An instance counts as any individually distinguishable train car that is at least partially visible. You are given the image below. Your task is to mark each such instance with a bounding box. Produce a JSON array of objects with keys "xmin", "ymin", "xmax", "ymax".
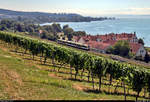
[{"xmin": 57, "ymin": 39, "xmax": 90, "ymax": 51}]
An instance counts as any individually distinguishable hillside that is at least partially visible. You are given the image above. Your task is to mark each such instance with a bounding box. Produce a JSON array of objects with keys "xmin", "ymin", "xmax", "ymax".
[
  {"xmin": 0, "ymin": 31, "xmax": 150, "ymax": 101},
  {"xmin": 0, "ymin": 37, "xmax": 147, "ymax": 100},
  {"xmin": 0, "ymin": 8, "xmax": 114, "ymax": 23}
]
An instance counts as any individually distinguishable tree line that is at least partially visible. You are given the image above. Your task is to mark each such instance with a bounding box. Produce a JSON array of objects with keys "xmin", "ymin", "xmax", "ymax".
[
  {"xmin": 0, "ymin": 19, "xmax": 86, "ymax": 41},
  {"xmin": 0, "ymin": 31, "xmax": 150, "ymax": 101}
]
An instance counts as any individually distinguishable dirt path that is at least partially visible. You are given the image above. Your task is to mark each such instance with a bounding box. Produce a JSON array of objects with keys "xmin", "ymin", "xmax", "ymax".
[{"xmin": 72, "ymin": 83, "xmax": 91, "ymax": 91}]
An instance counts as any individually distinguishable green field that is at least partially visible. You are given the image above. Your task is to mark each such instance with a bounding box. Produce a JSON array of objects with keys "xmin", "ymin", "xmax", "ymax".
[{"xmin": 0, "ymin": 40, "xmax": 149, "ymax": 100}]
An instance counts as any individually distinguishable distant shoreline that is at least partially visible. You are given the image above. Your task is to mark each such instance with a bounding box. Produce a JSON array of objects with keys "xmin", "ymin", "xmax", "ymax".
[
  {"xmin": 0, "ymin": 8, "xmax": 115, "ymax": 24},
  {"xmin": 40, "ymin": 18, "xmax": 150, "ymax": 47}
]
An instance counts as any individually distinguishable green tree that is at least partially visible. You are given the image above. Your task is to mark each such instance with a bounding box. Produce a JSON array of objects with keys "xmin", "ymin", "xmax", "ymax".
[
  {"xmin": 67, "ymin": 33, "xmax": 73, "ymax": 41},
  {"xmin": 16, "ymin": 23, "xmax": 25, "ymax": 32},
  {"xmin": 63, "ymin": 27, "xmax": 74, "ymax": 35},
  {"xmin": 107, "ymin": 40, "xmax": 130, "ymax": 57},
  {"xmin": 138, "ymin": 38, "xmax": 144, "ymax": 45},
  {"xmin": 63, "ymin": 27, "xmax": 74, "ymax": 41},
  {"xmin": 72, "ymin": 31, "xmax": 86, "ymax": 36},
  {"xmin": 63, "ymin": 24, "xmax": 69, "ymax": 30},
  {"xmin": 41, "ymin": 30, "xmax": 48, "ymax": 39},
  {"xmin": 52, "ymin": 23, "xmax": 62, "ymax": 33}
]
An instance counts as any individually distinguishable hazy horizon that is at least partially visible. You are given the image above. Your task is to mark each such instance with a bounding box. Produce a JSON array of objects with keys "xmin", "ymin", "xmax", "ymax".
[
  {"xmin": 1, "ymin": 8, "xmax": 150, "ymax": 19},
  {"xmin": 0, "ymin": 0, "xmax": 150, "ymax": 17}
]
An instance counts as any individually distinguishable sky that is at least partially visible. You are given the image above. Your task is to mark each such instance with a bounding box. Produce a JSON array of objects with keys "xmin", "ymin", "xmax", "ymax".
[{"xmin": 0, "ymin": 0, "xmax": 150, "ymax": 17}]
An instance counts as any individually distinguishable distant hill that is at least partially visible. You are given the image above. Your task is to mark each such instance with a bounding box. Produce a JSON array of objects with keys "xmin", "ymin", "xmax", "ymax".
[
  {"xmin": 0, "ymin": 8, "xmax": 115, "ymax": 24},
  {"xmin": 0, "ymin": 8, "xmax": 82, "ymax": 17}
]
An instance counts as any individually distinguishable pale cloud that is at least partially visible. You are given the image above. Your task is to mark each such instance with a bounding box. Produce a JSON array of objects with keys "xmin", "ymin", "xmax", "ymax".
[
  {"xmin": 82, "ymin": 8, "xmax": 150, "ymax": 16},
  {"xmin": 117, "ymin": 8, "xmax": 150, "ymax": 15},
  {"xmin": 46, "ymin": 7, "xmax": 150, "ymax": 16}
]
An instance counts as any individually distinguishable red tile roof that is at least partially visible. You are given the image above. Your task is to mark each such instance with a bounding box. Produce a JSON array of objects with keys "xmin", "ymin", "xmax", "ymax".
[
  {"xmin": 86, "ymin": 41, "xmax": 111, "ymax": 50},
  {"xmin": 129, "ymin": 43, "xmax": 142, "ymax": 54},
  {"xmin": 102, "ymin": 40, "xmax": 116, "ymax": 45},
  {"xmin": 73, "ymin": 33, "xmax": 141, "ymax": 54},
  {"xmin": 73, "ymin": 33, "xmax": 136, "ymax": 42},
  {"xmin": 86, "ymin": 41, "xmax": 142, "ymax": 54}
]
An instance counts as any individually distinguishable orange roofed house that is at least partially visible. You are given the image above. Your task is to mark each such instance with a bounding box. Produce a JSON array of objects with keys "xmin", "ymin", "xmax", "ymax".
[{"xmin": 73, "ymin": 32, "xmax": 146, "ymax": 57}]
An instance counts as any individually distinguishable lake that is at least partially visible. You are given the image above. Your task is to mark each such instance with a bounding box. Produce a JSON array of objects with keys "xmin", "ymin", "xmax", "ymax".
[{"xmin": 41, "ymin": 18, "xmax": 150, "ymax": 47}]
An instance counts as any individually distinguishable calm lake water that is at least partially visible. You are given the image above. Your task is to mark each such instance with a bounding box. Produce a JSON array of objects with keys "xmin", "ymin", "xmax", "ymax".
[{"xmin": 41, "ymin": 18, "xmax": 150, "ymax": 47}]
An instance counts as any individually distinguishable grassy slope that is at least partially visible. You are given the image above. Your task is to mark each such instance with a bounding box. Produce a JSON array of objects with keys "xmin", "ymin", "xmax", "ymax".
[
  {"xmin": 0, "ymin": 47, "xmax": 91, "ymax": 100},
  {"xmin": 0, "ymin": 43, "xmax": 148, "ymax": 100}
]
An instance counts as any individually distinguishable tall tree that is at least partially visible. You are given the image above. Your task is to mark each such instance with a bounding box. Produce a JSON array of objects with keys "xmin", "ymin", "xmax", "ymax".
[
  {"xmin": 138, "ymin": 38, "xmax": 145, "ymax": 45},
  {"xmin": 107, "ymin": 40, "xmax": 130, "ymax": 57}
]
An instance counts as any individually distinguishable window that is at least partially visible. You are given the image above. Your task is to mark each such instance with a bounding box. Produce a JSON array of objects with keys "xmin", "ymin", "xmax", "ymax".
[
  {"xmin": 97, "ymin": 39, "xmax": 101, "ymax": 42},
  {"xmin": 140, "ymin": 50, "xmax": 144, "ymax": 54},
  {"xmin": 113, "ymin": 37, "xmax": 116, "ymax": 40}
]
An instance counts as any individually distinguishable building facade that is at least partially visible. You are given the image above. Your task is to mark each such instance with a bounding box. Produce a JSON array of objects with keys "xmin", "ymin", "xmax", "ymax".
[{"xmin": 73, "ymin": 33, "xmax": 146, "ymax": 57}]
